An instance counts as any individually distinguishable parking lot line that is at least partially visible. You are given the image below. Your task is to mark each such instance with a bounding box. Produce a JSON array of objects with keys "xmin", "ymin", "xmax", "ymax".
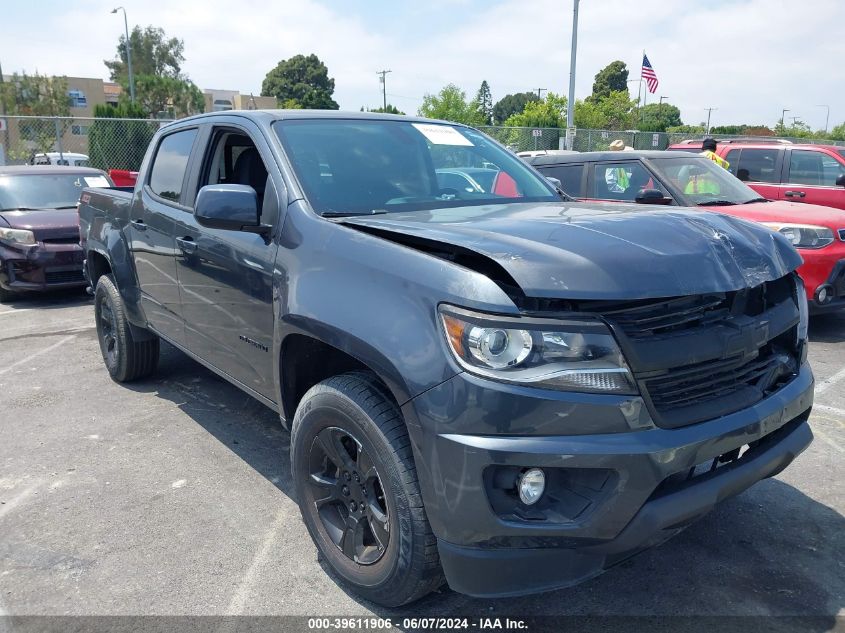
[
  {"xmin": 0, "ymin": 335, "xmax": 76, "ymax": 376},
  {"xmin": 0, "ymin": 309, "xmax": 31, "ymax": 317},
  {"xmin": 815, "ymin": 364, "xmax": 845, "ymax": 396}
]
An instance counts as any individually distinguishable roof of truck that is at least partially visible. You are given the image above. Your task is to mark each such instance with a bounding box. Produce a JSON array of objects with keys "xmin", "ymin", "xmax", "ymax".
[
  {"xmin": 168, "ymin": 109, "xmax": 461, "ymax": 129},
  {"xmin": 527, "ymin": 150, "xmax": 701, "ymax": 166}
]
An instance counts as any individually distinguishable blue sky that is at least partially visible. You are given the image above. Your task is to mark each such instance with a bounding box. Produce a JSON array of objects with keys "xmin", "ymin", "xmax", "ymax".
[{"xmin": 3, "ymin": 0, "xmax": 843, "ymax": 130}]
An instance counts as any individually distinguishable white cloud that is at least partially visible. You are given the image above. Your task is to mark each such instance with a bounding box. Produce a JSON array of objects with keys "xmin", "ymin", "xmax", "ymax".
[{"xmin": 3, "ymin": 0, "xmax": 842, "ymax": 129}]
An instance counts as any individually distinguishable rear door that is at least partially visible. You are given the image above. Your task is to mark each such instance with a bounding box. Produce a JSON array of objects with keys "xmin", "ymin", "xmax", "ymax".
[
  {"xmin": 779, "ymin": 147, "xmax": 845, "ymax": 210},
  {"xmin": 129, "ymin": 126, "xmax": 199, "ymax": 346},
  {"xmin": 174, "ymin": 119, "xmax": 281, "ymax": 401},
  {"xmin": 585, "ymin": 160, "xmax": 669, "ymax": 203},
  {"xmin": 535, "ymin": 163, "xmax": 586, "ymax": 198},
  {"xmin": 725, "ymin": 147, "xmax": 784, "ymax": 200}
]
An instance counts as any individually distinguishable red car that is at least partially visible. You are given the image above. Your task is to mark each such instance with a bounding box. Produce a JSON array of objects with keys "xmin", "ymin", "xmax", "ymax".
[
  {"xmin": 527, "ymin": 150, "xmax": 845, "ymax": 313},
  {"xmin": 669, "ymin": 140, "xmax": 845, "ymax": 211}
]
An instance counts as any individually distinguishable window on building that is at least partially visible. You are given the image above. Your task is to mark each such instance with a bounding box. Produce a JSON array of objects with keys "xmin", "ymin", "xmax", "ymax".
[
  {"xmin": 71, "ymin": 125, "xmax": 89, "ymax": 136},
  {"xmin": 68, "ymin": 90, "xmax": 88, "ymax": 108}
]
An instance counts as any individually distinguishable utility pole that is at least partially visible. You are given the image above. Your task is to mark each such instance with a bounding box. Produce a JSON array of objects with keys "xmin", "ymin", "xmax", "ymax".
[
  {"xmin": 566, "ymin": 0, "xmax": 580, "ymax": 149},
  {"xmin": 111, "ymin": 7, "xmax": 135, "ymax": 103},
  {"xmin": 535, "ymin": 88, "xmax": 547, "ymax": 99},
  {"xmin": 376, "ymin": 69, "xmax": 392, "ymax": 111},
  {"xmin": 659, "ymin": 95, "xmax": 667, "ymax": 105},
  {"xmin": 789, "ymin": 116, "xmax": 801, "ymax": 128},
  {"xmin": 0, "ymin": 58, "xmax": 9, "ymax": 164},
  {"xmin": 816, "ymin": 104, "xmax": 830, "ymax": 134},
  {"xmin": 704, "ymin": 107, "xmax": 717, "ymax": 135}
]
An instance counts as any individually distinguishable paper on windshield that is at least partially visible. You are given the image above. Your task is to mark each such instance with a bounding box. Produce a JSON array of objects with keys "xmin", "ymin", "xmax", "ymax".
[
  {"xmin": 84, "ymin": 176, "xmax": 111, "ymax": 188},
  {"xmin": 412, "ymin": 123, "xmax": 474, "ymax": 146}
]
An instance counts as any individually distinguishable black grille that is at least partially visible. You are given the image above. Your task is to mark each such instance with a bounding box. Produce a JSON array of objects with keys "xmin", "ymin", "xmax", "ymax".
[
  {"xmin": 42, "ymin": 237, "xmax": 80, "ymax": 245},
  {"xmin": 644, "ymin": 349, "xmax": 795, "ymax": 418},
  {"xmin": 839, "ymin": 229, "xmax": 845, "ymax": 241},
  {"xmin": 45, "ymin": 269, "xmax": 85, "ymax": 284},
  {"xmin": 596, "ymin": 294, "xmax": 729, "ymax": 338}
]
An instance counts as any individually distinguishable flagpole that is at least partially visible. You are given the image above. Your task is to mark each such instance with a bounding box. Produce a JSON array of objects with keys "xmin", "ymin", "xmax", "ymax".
[{"xmin": 641, "ymin": 49, "xmax": 647, "ymax": 125}]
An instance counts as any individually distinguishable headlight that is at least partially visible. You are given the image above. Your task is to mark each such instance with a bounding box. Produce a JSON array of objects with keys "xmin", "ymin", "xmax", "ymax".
[
  {"xmin": 439, "ymin": 306, "xmax": 637, "ymax": 394},
  {"xmin": 0, "ymin": 227, "xmax": 36, "ymax": 246},
  {"xmin": 763, "ymin": 223, "xmax": 834, "ymax": 249}
]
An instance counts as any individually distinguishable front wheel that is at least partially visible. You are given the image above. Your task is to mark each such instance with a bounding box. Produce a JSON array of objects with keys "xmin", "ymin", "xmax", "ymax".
[
  {"xmin": 291, "ymin": 372, "xmax": 444, "ymax": 607},
  {"xmin": 94, "ymin": 274, "xmax": 159, "ymax": 382}
]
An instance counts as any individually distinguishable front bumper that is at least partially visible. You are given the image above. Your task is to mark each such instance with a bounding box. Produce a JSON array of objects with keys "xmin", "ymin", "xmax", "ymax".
[
  {"xmin": 806, "ymin": 258, "xmax": 845, "ymax": 314},
  {"xmin": 402, "ymin": 363, "xmax": 814, "ymax": 598},
  {"xmin": 0, "ymin": 242, "xmax": 86, "ymax": 293}
]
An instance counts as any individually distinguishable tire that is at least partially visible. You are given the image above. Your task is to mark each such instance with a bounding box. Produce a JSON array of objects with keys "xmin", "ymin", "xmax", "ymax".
[
  {"xmin": 291, "ymin": 372, "xmax": 444, "ymax": 607},
  {"xmin": 94, "ymin": 274, "xmax": 159, "ymax": 382}
]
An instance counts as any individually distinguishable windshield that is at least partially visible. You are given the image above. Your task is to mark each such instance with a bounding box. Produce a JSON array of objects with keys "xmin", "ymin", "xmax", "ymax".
[
  {"xmin": 0, "ymin": 173, "xmax": 110, "ymax": 210},
  {"xmin": 649, "ymin": 156, "xmax": 761, "ymax": 205},
  {"xmin": 273, "ymin": 119, "xmax": 558, "ymax": 215}
]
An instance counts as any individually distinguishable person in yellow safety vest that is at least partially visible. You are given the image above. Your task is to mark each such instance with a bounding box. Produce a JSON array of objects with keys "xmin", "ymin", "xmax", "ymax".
[
  {"xmin": 607, "ymin": 139, "xmax": 633, "ymax": 192},
  {"xmin": 699, "ymin": 137, "xmax": 730, "ymax": 169}
]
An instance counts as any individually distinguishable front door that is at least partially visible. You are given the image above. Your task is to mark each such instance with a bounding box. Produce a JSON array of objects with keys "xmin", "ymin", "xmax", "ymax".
[
  {"xmin": 129, "ymin": 127, "xmax": 199, "ymax": 346},
  {"xmin": 175, "ymin": 124, "xmax": 281, "ymax": 400}
]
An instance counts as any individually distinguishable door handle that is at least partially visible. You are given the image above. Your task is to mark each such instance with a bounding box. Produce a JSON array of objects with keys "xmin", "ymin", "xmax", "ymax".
[
  {"xmin": 176, "ymin": 236, "xmax": 198, "ymax": 254},
  {"xmin": 130, "ymin": 219, "xmax": 147, "ymax": 231},
  {"xmin": 784, "ymin": 191, "xmax": 806, "ymax": 198}
]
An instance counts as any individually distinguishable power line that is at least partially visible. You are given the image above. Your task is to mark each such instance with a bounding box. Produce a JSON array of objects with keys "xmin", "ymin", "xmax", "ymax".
[{"xmin": 376, "ymin": 69, "xmax": 392, "ymax": 110}]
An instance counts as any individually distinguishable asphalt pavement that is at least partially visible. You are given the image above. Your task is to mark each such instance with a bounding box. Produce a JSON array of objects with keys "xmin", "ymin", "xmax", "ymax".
[{"xmin": 0, "ymin": 291, "xmax": 842, "ymax": 629}]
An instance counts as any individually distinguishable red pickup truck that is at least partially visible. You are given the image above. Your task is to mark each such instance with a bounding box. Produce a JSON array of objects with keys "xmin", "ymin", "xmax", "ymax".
[{"xmin": 668, "ymin": 141, "xmax": 845, "ymax": 211}]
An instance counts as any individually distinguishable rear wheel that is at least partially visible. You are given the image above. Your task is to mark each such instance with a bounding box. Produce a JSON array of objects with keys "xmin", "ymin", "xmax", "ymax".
[
  {"xmin": 94, "ymin": 274, "xmax": 159, "ymax": 382},
  {"xmin": 291, "ymin": 372, "xmax": 444, "ymax": 607}
]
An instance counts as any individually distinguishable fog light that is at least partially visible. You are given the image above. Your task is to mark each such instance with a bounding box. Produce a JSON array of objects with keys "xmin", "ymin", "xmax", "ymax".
[
  {"xmin": 815, "ymin": 284, "xmax": 833, "ymax": 305},
  {"xmin": 518, "ymin": 468, "xmax": 545, "ymax": 505}
]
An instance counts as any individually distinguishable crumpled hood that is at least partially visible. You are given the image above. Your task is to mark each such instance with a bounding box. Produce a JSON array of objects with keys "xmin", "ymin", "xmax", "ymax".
[
  {"xmin": 0, "ymin": 208, "xmax": 80, "ymax": 241},
  {"xmin": 341, "ymin": 201, "xmax": 802, "ymax": 300}
]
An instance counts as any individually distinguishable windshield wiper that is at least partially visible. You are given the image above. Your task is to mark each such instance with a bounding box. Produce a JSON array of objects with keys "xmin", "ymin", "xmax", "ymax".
[
  {"xmin": 742, "ymin": 197, "xmax": 770, "ymax": 204},
  {"xmin": 321, "ymin": 210, "xmax": 389, "ymax": 218},
  {"xmin": 697, "ymin": 200, "xmax": 737, "ymax": 206}
]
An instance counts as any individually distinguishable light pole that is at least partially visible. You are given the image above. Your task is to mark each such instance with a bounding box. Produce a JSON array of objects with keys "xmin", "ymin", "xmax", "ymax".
[
  {"xmin": 780, "ymin": 108, "xmax": 790, "ymax": 129},
  {"xmin": 816, "ymin": 104, "xmax": 830, "ymax": 134},
  {"xmin": 111, "ymin": 7, "xmax": 135, "ymax": 103},
  {"xmin": 565, "ymin": 0, "xmax": 579, "ymax": 149}
]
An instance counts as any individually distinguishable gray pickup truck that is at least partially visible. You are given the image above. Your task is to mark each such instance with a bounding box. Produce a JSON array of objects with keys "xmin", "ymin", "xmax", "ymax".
[{"xmin": 78, "ymin": 110, "xmax": 814, "ymax": 606}]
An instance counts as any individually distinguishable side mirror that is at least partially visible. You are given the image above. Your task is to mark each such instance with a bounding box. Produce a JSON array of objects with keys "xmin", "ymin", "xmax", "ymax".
[
  {"xmin": 545, "ymin": 176, "xmax": 563, "ymax": 189},
  {"xmin": 635, "ymin": 188, "xmax": 672, "ymax": 205},
  {"xmin": 195, "ymin": 184, "xmax": 260, "ymax": 231},
  {"xmin": 836, "ymin": 174, "xmax": 845, "ymax": 187}
]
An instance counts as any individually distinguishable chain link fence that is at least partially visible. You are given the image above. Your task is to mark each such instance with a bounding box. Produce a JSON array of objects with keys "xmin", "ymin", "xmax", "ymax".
[
  {"xmin": 0, "ymin": 115, "xmax": 173, "ymax": 171},
  {"xmin": 479, "ymin": 125, "xmax": 845, "ymax": 153},
  {"xmin": 2, "ymin": 116, "xmax": 842, "ymax": 171}
]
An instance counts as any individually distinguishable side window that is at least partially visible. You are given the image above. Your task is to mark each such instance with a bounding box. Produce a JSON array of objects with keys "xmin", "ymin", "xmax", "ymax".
[
  {"xmin": 538, "ymin": 164, "xmax": 584, "ymax": 197},
  {"xmin": 724, "ymin": 149, "xmax": 741, "ymax": 177},
  {"xmin": 736, "ymin": 149, "xmax": 779, "ymax": 183},
  {"xmin": 201, "ymin": 129, "xmax": 274, "ymax": 225},
  {"xmin": 787, "ymin": 150, "xmax": 842, "ymax": 186},
  {"xmin": 149, "ymin": 128, "xmax": 197, "ymax": 203},
  {"xmin": 592, "ymin": 162, "xmax": 665, "ymax": 200}
]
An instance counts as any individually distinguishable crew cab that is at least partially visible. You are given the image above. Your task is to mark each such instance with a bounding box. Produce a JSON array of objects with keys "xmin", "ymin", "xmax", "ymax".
[
  {"xmin": 78, "ymin": 111, "xmax": 813, "ymax": 606},
  {"xmin": 669, "ymin": 141, "xmax": 845, "ymax": 211},
  {"xmin": 0, "ymin": 165, "xmax": 111, "ymax": 302},
  {"xmin": 527, "ymin": 150, "xmax": 845, "ymax": 312}
]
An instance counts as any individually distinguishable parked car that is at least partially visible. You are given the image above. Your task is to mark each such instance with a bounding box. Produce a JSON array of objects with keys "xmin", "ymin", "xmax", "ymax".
[
  {"xmin": 0, "ymin": 166, "xmax": 112, "ymax": 302},
  {"xmin": 668, "ymin": 141, "xmax": 845, "ymax": 211},
  {"xmin": 527, "ymin": 150, "xmax": 845, "ymax": 312},
  {"xmin": 79, "ymin": 110, "xmax": 813, "ymax": 606},
  {"xmin": 30, "ymin": 152, "xmax": 90, "ymax": 167}
]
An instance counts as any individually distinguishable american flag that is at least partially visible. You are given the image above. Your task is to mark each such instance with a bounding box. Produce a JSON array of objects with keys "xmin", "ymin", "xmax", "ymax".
[{"xmin": 641, "ymin": 54, "xmax": 659, "ymax": 93}]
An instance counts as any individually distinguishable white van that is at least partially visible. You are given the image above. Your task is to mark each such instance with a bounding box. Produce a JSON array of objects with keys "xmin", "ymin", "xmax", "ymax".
[{"xmin": 31, "ymin": 152, "xmax": 90, "ymax": 167}]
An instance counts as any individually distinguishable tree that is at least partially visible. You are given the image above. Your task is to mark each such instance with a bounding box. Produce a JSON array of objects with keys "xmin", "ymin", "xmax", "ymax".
[
  {"xmin": 103, "ymin": 25, "xmax": 204, "ymax": 118},
  {"xmin": 261, "ymin": 54, "xmax": 339, "ymax": 110},
  {"xmin": 474, "ymin": 80, "xmax": 493, "ymax": 125},
  {"xmin": 88, "ymin": 102, "xmax": 156, "ymax": 170},
  {"xmin": 492, "ymin": 92, "xmax": 538, "ymax": 124},
  {"xmin": 590, "ymin": 61, "xmax": 629, "ymax": 101},
  {"xmin": 829, "ymin": 122, "xmax": 845, "ymax": 141},
  {"xmin": 418, "ymin": 84, "xmax": 485, "ymax": 126},
  {"xmin": 638, "ymin": 103, "xmax": 682, "ymax": 132},
  {"xmin": 573, "ymin": 98, "xmax": 608, "ymax": 130},
  {"xmin": 361, "ymin": 104, "xmax": 405, "ymax": 115},
  {"xmin": 503, "ymin": 93, "xmax": 567, "ymax": 128},
  {"xmin": 0, "ymin": 72, "xmax": 72, "ymax": 155},
  {"xmin": 596, "ymin": 90, "xmax": 637, "ymax": 130}
]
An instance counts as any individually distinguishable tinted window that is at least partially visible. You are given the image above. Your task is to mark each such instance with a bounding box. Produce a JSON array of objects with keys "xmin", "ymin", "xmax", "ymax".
[
  {"xmin": 724, "ymin": 149, "xmax": 741, "ymax": 177},
  {"xmin": 787, "ymin": 149, "xmax": 844, "ymax": 186},
  {"xmin": 149, "ymin": 129, "xmax": 197, "ymax": 203},
  {"xmin": 591, "ymin": 162, "xmax": 666, "ymax": 201},
  {"xmin": 735, "ymin": 148, "xmax": 779, "ymax": 183},
  {"xmin": 274, "ymin": 120, "xmax": 556, "ymax": 215},
  {"xmin": 538, "ymin": 164, "xmax": 584, "ymax": 197}
]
